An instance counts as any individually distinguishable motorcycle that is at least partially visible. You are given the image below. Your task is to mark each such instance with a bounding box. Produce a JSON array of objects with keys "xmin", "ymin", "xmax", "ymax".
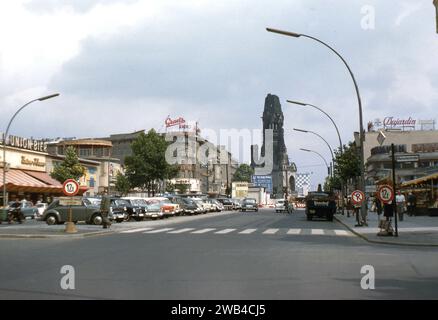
[{"xmin": 7, "ymin": 205, "xmax": 24, "ymax": 224}]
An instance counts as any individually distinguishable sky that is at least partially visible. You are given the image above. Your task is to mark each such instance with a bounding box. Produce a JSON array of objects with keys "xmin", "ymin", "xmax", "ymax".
[{"xmin": 1, "ymin": 0, "xmax": 437, "ymax": 188}]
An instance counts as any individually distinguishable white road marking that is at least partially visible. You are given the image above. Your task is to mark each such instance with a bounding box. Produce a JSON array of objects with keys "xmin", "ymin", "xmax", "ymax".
[
  {"xmin": 144, "ymin": 228, "xmax": 174, "ymax": 234},
  {"xmin": 121, "ymin": 228, "xmax": 154, "ymax": 233},
  {"xmin": 191, "ymin": 228, "xmax": 216, "ymax": 234},
  {"xmin": 334, "ymin": 230, "xmax": 352, "ymax": 236},
  {"xmin": 263, "ymin": 228, "xmax": 279, "ymax": 234},
  {"xmin": 215, "ymin": 228, "xmax": 236, "ymax": 234},
  {"xmin": 287, "ymin": 228, "xmax": 302, "ymax": 235},
  {"xmin": 239, "ymin": 228, "xmax": 257, "ymax": 234},
  {"xmin": 311, "ymin": 229, "xmax": 325, "ymax": 235},
  {"xmin": 168, "ymin": 228, "xmax": 196, "ymax": 234}
]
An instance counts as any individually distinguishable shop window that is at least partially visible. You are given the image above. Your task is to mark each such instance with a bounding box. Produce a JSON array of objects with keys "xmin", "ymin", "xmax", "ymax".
[{"xmin": 89, "ymin": 177, "xmax": 95, "ymax": 188}]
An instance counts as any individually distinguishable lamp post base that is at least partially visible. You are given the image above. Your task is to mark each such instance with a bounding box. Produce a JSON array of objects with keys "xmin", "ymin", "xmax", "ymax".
[{"xmin": 65, "ymin": 222, "xmax": 77, "ymax": 233}]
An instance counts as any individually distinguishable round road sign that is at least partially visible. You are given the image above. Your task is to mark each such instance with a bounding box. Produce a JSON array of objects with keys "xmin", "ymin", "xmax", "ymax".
[
  {"xmin": 377, "ymin": 184, "xmax": 394, "ymax": 204},
  {"xmin": 62, "ymin": 179, "xmax": 80, "ymax": 197},
  {"xmin": 351, "ymin": 190, "xmax": 365, "ymax": 205}
]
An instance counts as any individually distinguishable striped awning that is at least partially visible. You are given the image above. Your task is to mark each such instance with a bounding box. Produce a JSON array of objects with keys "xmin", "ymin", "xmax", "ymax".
[
  {"xmin": 0, "ymin": 169, "xmax": 63, "ymax": 193},
  {"xmin": 401, "ymin": 172, "xmax": 438, "ymax": 187}
]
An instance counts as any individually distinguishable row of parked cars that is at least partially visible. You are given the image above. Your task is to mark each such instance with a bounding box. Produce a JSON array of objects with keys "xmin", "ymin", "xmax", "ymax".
[{"xmin": 40, "ymin": 195, "xmax": 241, "ymax": 225}]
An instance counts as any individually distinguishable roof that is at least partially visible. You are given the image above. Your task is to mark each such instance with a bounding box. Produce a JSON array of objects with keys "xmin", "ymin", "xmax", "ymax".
[
  {"xmin": 401, "ymin": 172, "xmax": 438, "ymax": 187},
  {"xmin": 56, "ymin": 139, "xmax": 112, "ymax": 147}
]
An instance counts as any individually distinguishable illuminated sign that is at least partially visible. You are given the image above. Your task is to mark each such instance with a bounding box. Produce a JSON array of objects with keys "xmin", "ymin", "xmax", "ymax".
[
  {"xmin": 165, "ymin": 116, "xmax": 186, "ymax": 128},
  {"xmin": 383, "ymin": 117, "xmax": 416, "ymax": 128}
]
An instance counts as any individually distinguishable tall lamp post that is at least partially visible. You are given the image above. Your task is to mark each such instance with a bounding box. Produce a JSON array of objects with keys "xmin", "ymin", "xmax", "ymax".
[
  {"xmin": 2, "ymin": 94, "xmax": 60, "ymax": 220},
  {"xmin": 293, "ymin": 128, "xmax": 334, "ymax": 176},
  {"xmin": 268, "ymin": 27, "xmax": 364, "ymax": 219},
  {"xmin": 300, "ymin": 148, "xmax": 330, "ymax": 179}
]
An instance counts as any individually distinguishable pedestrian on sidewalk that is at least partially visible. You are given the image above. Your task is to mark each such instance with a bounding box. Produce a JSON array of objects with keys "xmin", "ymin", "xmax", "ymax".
[
  {"xmin": 395, "ymin": 191, "xmax": 406, "ymax": 221},
  {"xmin": 407, "ymin": 192, "xmax": 416, "ymax": 217},
  {"xmin": 100, "ymin": 194, "xmax": 112, "ymax": 229},
  {"xmin": 374, "ymin": 196, "xmax": 382, "ymax": 219}
]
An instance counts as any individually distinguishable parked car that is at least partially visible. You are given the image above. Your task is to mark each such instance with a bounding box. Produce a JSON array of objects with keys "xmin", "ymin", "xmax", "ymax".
[
  {"xmin": 217, "ymin": 198, "xmax": 234, "ymax": 211},
  {"xmin": 164, "ymin": 196, "xmax": 184, "ymax": 215},
  {"xmin": 144, "ymin": 200, "xmax": 164, "ymax": 219},
  {"xmin": 8, "ymin": 201, "xmax": 39, "ymax": 219},
  {"xmin": 231, "ymin": 198, "xmax": 242, "ymax": 210},
  {"xmin": 173, "ymin": 197, "xmax": 201, "ymax": 215},
  {"xmin": 145, "ymin": 197, "xmax": 178, "ymax": 217},
  {"xmin": 111, "ymin": 198, "xmax": 144, "ymax": 221},
  {"xmin": 205, "ymin": 199, "xmax": 223, "ymax": 212},
  {"xmin": 240, "ymin": 198, "xmax": 259, "ymax": 212},
  {"xmin": 85, "ymin": 197, "xmax": 127, "ymax": 223},
  {"xmin": 42, "ymin": 198, "xmax": 103, "ymax": 225}
]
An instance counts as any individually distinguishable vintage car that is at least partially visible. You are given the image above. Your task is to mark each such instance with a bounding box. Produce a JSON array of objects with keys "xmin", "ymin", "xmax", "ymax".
[
  {"xmin": 124, "ymin": 197, "xmax": 163, "ymax": 220},
  {"xmin": 240, "ymin": 198, "xmax": 258, "ymax": 212},
  {"xmin": 8, "ymin": 201, "xmax": 39, "ymax": 219},
  {"xmin": 145, "ymin": 197, "xmax": 179, "ymax": 217},
  {"xmin": 42, "ymin": 198, "xmax": 103, "ymax": 225},
  {"xmin": 305, "ymin": 192, "xmax": 337, "ymax": 221},
  {"xmin": 217, "ymin": 198, "xmax": 234, "ymax": 211}
]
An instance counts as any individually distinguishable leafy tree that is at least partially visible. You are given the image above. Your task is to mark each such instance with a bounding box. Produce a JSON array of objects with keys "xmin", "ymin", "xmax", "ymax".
[
  {"xmin": 165, "ymin": 182, "xmax": 176, "ymax": 193},
  {"xmin": 51, "ymin": 146, "xmax": 86, "ymax": 183},
  {"xmin": 232, "ymin": 164, "xmax": 254, "ymax": 183},
  {"xmin": 333, "ymin": 142, "xmax": 361, "ymax": 187},
  {"xmin": 115, "ymin": 172, "xmax": 131, "ymax": 196},
  {"xmin": 124, "ymin": 129, "xmax": 179, "ymax": 196}
]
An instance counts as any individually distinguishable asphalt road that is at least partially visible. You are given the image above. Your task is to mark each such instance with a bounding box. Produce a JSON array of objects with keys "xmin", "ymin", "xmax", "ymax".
[{"xmin": 0, "ymin": 208, "xmax": 437, "ymax": 299}]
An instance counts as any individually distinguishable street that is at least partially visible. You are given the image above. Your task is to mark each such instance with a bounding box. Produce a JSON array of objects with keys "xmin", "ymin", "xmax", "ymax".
[{"xmin": 1, "ymin": 208, "xmax": 437, "ymax": 300}]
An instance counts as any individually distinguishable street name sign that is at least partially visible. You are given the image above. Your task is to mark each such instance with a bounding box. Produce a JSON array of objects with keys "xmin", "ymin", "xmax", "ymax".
[{"xmin": 396, "ymin": 154, "xmax": 419, "ymax": 163}]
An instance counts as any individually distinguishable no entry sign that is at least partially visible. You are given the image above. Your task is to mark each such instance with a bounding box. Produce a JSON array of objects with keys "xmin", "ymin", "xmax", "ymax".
[
  {"xmin": 351, "ymin": 190, "xmax": 365, "ymax": 205},
  {"xmin": 377, "ymin": 185, "xmax": 394, "ymax": 204},
  {"xmin": 62, "ymin": 179, "xmax": 80, "ymax": 197}
]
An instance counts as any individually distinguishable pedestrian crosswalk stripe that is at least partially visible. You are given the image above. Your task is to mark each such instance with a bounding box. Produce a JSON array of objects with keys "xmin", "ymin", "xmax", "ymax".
[
  {"xmin": 215, "ymin": 228, "xmax": 236, "ymax": 234},
  {"xmin": 263, "ymin": 228, "xmax": 279, "ymax": 234},
  {"xmin": 121, "ymin": 228, "xmax": 154, "ymax": 233},
  {"xmin": 287, "ymin": 228, "xmax": 301, "ymax": 235},
  {"xmin": 239, "ymin": 228, "xmax": 257, "ymax": 234},
  {"xmin": 191, "ymin": 228, "xmax": 216, "ymax": 234},
  {"xmin": 311, "ymin": 229, "xmax": 324, "ymax": 235},
  {"xmin": 334, "ymin": 230, "xmax": 352, "ymax": 236},
  {"xmin": 144, "ymin": 228, "xmax": 174, "ymax": 234},
  {"xmin": 168, "ymin": 228, "xmax": 196, "ymax": 234}
]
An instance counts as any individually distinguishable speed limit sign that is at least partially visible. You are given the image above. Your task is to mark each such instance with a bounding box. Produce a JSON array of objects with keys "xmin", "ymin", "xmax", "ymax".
[
  {"xmin": 377, "ymin": 185, "xmax": 394, "ymax": 204},
  {"xmin": 351, "ymin": 190, "xmax": 365, "ymax": 205},
  {"xmin": 62, "ymin": 179, "xmax": 80, "ymax": 197}
]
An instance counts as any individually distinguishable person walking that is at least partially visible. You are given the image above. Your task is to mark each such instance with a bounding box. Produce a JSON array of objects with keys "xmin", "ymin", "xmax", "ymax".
[
  {"xmin": 395, "ymin": 191, "xmax": 406, "ymax": 221},
  {"xmin": 100, "ymin": 194, "xmax": 112, "ymax": 229},
  {"xmin": 374, "ymin": 196, "xmax": 382, "ymax": 219},
  {"xmin": 407, "ymin": 192, "xmax": 417, "ymax": 217}
]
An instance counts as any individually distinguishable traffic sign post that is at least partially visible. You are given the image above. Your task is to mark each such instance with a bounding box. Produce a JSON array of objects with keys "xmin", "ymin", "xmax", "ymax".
[
  {"xmin": 391, "ymin": 144, "xmax": 399, "ymax": 237},
  {"xmin": 351, "ymin": 190, "xmax": 366, "ymax": 227},
  {"xmin": 62, "ymin": 179, "xmax": 79, "ymax": 234},
  {"xmin": 377, "ymin": 185, "xmax": 394, "ymax": 204}
]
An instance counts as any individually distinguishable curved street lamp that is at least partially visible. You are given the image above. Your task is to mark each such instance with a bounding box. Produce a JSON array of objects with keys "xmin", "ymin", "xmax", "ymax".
[
  {"xmin": 299, "ymin": 148, "xmax": 330, "ymax": 177},
  {"xmin": 293, "ymin": 128, "xmax": 334, "ymax": 164},
  {"xmin": 287, "ymin": 100, "xmax": 343, "ymax": 154},
  {"xmin": 2, "ymin": 93, "xmax": 60, "ymax": 220},
  {"xmin": 268, "ymin": 27, "xmax": 365, "ymax": 218}
]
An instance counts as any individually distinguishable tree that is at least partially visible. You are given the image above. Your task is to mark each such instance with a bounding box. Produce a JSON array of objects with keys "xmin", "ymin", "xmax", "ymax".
[
  {"xmin": 124, "ymin": 129, "xmax": 179, "ymax": 196},
  {"xmin": 232, "ymin": 164, "xmax": 254, "ymax": 183},
  {"xmin": 333, "ymin": 142, "xmax": 361, "ymax": 188},
  {"xmin": 51, "ymin": 146, "xmax": 86, "ymax": 183},
  {"xmin": 115, "ymin": 172, "xmax": 131, "ymax": 196},
  {"xmin": 175, "ymin": 183, "xmax": 190, "ymax": 194}
]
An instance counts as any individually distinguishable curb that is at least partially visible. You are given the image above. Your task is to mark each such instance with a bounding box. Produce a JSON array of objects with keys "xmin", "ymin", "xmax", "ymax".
[
  {"xmin": 334, "ymin": 216, "xmax": 438, "ymax": 247},
  {"xmin": 0, "ymin": 230, "xmax": 115, "ymax": 239}
]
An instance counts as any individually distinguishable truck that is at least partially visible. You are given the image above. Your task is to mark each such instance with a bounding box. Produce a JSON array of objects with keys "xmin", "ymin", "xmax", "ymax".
[{"xmin": 305, "ymin": 192, "xmax": 337, "ymax": 221}]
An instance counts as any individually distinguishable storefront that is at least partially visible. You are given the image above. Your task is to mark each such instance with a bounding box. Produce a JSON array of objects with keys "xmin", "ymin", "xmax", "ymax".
[
  {"xmin": 400, "ymin": 172, "xmax": 438, "ymax": 216},
  {"xmin": 0, "ymin": 144, "xmax": 65, "ymax": 205}
]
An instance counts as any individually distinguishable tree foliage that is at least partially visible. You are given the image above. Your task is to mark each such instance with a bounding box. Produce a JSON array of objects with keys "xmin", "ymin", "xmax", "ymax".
[
  {"xmin": 333, "ymin": 141, "xmax": 361, "ymax": 186},
  {"xmin": 115, "ymin": 172, "xmax": 131, "ymax": 196},
  {"xmin": 124, "ymin": 129, "xmax": 179, "ymax": 196},
  {"xmin": 50, "ymin": 146, "xmax": 86, "ymax": 183},
  {"xmin": 232, "ymin": 164, "xmax": 254, "ymax": 183}
]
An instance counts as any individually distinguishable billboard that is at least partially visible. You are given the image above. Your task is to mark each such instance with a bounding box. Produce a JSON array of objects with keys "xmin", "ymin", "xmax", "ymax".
[{"xmin": 251, "ymin": 175, "xmax": 272, "ymax": 193}]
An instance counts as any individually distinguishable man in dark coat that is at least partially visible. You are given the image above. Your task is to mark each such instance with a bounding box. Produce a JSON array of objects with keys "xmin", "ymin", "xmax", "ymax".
[{"xmin": 100, "ymin": 194, "xmax": 112, "ymax": 229}]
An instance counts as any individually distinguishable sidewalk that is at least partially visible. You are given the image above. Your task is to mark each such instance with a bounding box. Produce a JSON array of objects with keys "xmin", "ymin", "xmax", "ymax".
[
  {"xmin": 0, "ymin": 220, "xmax": 114, "ymax": 239},
  {"xmin": 335, "ymin": 211, "xmax": 438, "ymax": 246}
]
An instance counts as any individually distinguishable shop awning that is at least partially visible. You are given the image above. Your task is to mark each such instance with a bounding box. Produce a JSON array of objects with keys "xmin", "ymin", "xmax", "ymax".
[
  {"xmin": 401, "ymin": 172, "xmax": 438, "ymax": 187},
  {"xmin": 0, "ymin": 169, "xmax": 62, "ymax": 193}
]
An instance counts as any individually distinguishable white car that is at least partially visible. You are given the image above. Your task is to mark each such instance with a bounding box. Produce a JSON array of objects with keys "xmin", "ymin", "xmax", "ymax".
[{"xmin": 275, "ymin": 199, "xmax": 286, "ymax": 213}]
